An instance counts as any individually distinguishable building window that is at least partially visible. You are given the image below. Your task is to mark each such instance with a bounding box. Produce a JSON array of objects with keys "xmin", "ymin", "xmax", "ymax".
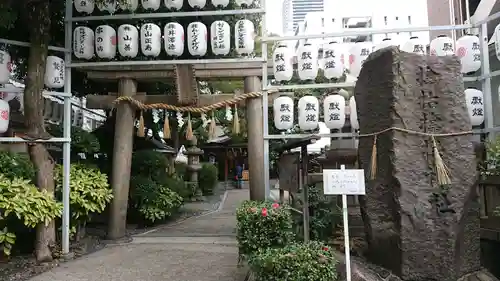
[{"xmin": 342, "ymin": 17, "xmax": 372, "ymax": 43}]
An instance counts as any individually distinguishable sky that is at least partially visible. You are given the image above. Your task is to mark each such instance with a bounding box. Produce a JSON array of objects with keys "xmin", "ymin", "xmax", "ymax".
[{"xmin": 265, "ymin": 0, "xmax": 284, "ymax": 35}]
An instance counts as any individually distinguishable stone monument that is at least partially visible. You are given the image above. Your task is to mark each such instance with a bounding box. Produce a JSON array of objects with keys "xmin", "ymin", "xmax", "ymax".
[{"xmin": 355, "ymin": 47, "xmax": 481, "ymax": 281}]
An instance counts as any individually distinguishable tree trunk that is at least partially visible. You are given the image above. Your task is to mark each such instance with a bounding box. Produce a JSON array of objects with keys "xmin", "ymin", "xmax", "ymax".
[{"xmin": 23, "ymin": 0, "xmax": 55, "ymax": 263}]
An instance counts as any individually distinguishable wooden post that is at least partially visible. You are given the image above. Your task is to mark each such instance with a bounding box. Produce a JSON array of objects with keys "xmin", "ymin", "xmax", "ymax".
[
  {"xmin": 244, "ymin": 76, "xmax": 265, "ymax": 200},
  {"xmin": 108, "ymin": 78, "xmax": 136, "ymax": 240}
]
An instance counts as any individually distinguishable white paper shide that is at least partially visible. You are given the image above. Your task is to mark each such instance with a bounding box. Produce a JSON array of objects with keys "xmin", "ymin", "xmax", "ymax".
[
  {"xmin": 188, "ymin": 22, "xmax": 207, "ymax": 56},
  {"xmin": 95, "ymin": 25, "xmax": 117, "ymax": 59},
  {"xmin": 211, "ymin": 21, "xmax": 230, "ymax": 56},
  {"xmin": 118, "ymin": 24, "xmax": 139, "ymax": 58},
  {"xmin": 73, "ymin": 26, "xmax": 95, "ymax": 60},
  {"xmin": 464, "ymin": 88, "xmax": 484, "ymax": 126},
  {"xmin": 298, "ymin": 96, "xmax": 319, "ymax": 131},
  {"xmin": 235, "ymin": 20, "xmax": 255, "ymax": 55},
  {"xmin": 273, "ymin": 44, "xmax": 293, "ymax": 82},
  {"xmin": 44, "ymin": 56, "xmax": 65, "ymax": 89},
  {"xmin": 349, "ymin": 96, "xmax": 359, "ymax": 130},
  {"xmin": 323, "ymin": 95, "xmax": 346, "ymax": 129},
  {"xmin": 164, "ymin": 22, "xmax": 184, "ymax": 57},
  {"xmin": 273, "ymin": 96, "xmax": 294, "ymax": 130},
  {"xmin": 298, "ymin": 43, "xmax": 318, "ymax": 80},
  {"xmin": 141, "ymin": 23, "xmax": 161, "ymax": 57}
]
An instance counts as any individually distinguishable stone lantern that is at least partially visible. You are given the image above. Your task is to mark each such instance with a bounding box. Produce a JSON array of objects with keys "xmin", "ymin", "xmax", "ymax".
[{"xmin": 185, "ymin": 136, "xmax": 204, "ymax": 201}]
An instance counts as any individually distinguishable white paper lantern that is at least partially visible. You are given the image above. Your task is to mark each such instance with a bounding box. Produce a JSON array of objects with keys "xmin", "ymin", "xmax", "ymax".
[
  {"xmin": 120, "ymin": 0, "xmax": 138, "ymax": 11},
  {"xmin": 323, "ymin": 41, "xmax": 344, "ymax": 79},
  {"xmin": 74, "ymin": 0, "xmax": 95, "ymax": 14},
  {"xmin": 164, "ymin": 22, "xmax": 184, "ymax": 57},
  {"xmin": 188, "ymin": 0, "xmax": 206, "ymax": 8},
  {"xmin": 187, "ymin": 22, "xmax": 208, "ymax": 56},
  {"xmin": 141, "ymin": 0, "xmax": 161, "ymax": 10},
  {"xmin": 212, "ymin": 0, "xmax": 229, "ymax": 8},
  {"xmin": 348, "ymin": 42, "xmax": 372, "ymax": 77},
  {"xmin": 374, "ymin": 38, "xmax": 394, "ymax": 51},
  {"xmin": 210, "ymin": 21, "xmax": 230, "ymax": 56},
  {"xmin": 97, "ymin": 0, "xmax": 117, "ymax": 13},
  {"xmin": 141, "ymin": 23, "xmax": 161, "ymax": 57},
  {"xmin": 455, "ymin": 35, "xmax": 481, "ymax": 73},
  {"xmin": 297, "ymin": 43, "xmax": 318, "ymax": 80},
  {"xmin": 400, "ymin": 36, "xmax": 426, "ymax": 55},
  {"xmin": 495, "ymin": 24, "xmax": 500, "ymax": 61},
  {"xmin": 0, "ymin": 51, "xmax": 11, "ymax": 84},
  {"xmin": 118, "ymin": 24, "xmax": 139, "ymax": 58},
  {"xmin": 464, "ymin": 88, "xmax": 484, "ymax": 126},
  {"xmin": 235, "ymin": 19, "xmax": 255, "ymax": 55},
  {"xmin": 0, "ymin": 99, "xmax": 9, "ymax": 133},
  {"xmin": 164, "ymin": 0, "xmax": 183, "ymax": 10},
  {"xmin": 349, "ymin": 96, "xmax": 359, "ymax": 130},
  {"xmin": 298, "ymin": 96, "xmax": 319, "ymax": 131},
  {"xmin": 95, "ymin": 25, "xmax": 117, "ymax": 59},
  {"xmin": 235, "ymin": 0, "xmax": 252, "ymax": 7},
  {"xmin": 323, "ymin": 95, "xmax": 346, "ymax": 129},
  {"xmin": 73, "ymin": 26, "xmax": 95, "ymax": 60},
  {"xmin": 44, "ymin": 56, "xmax": 65, "ymax": 89},
  {"xmin": 273, "ymin": 96, "xmax": 294, "ymax": 130},
  {"xmin": 430, "ymin": 35, "xmax": 454, "ymax": 56},
  {"xmin": 272, "ymin": 43, "xmax": 293, "ymax": 82}
]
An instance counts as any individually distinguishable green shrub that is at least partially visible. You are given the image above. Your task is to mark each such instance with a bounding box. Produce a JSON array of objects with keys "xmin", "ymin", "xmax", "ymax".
[
  {"xmin": 199, "ymin": 163, "xmax": 218, "ymax": 195},
  {"xmin": 236, "ymin": 200, "xmax": 295, "ymax": 258},
  {"xmin": 154, "ymin": 173, "xmax": 191, "ymax": 199},
  {"xmin": 54, "ymin": 164, "xmax": 113, "ymax": 236},
  {"xmin": 175, "ymin": 162, "xmax": 188, "ymax": 180},
  {"xmin": 131, "ymin": 150, "xmax": 170, "ymax": 179},
  {"xmin": 248, "ymin": 241, "xmax": 338, "ymax": 281},
  {"xmin": 129, "ymin": 176, "xmax": 183, "ymax": 224},
  {"xmin": 0, "ymin": 151, "xmax": 35, "ymax": 181},
  {"xmin": 0, "ymin": 175, "xmax": 62, "ymax": 256},
  {"xmin": 47, "ymin": 124, "xmax": 100, "ymax": 155}
]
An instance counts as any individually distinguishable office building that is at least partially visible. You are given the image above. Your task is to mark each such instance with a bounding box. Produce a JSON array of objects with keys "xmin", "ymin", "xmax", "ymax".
[{"xmin": 291, "ymin": 0, "xmax": 324, "ymax": 31}]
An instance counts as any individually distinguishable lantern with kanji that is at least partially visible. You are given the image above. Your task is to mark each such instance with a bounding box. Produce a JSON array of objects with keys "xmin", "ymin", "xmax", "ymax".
[
  {"xmin": 349, "ymin": 96, "xmax": 359, "ymax": 130},
  {"xmin": 0, "ymin": 99, "xmax": 9, "ymax": 133},
  {"xmin": 188, "ymin": 0, "xmax": 206, "ymax": 8},
  {"xmin": 210, "ymin": 21, "xmax": 230, "ymax": 56},
  {"xmin": 75, "ymin": 0, "xmax": 95, "ymax": 14},
  {"xmin": 323, "ymin": 95, "xmax": 345, "ymax": 129},
  {"xmin": 141, "ymin": 23, "xmax": 161, "ymax": 57},
  {"xmin": 430, "ymin": 34, "xmax": 454, "ymax": 56},
  {"xmin": 400, "ymin": 36, "xmax": 426, "ymax": 55},
  {"xmin": 235, "ymin": 0, "xmax": 252, "ymax": 7},
  {"xmin": 0, "ymin": 51, "xmax": 11, "ymax": 84},
  {"xmin": 164, "ymin": 22, "xmax": 184, "ymax": 57},
  {"xmin": 298, "ymin": 43, "xmax": 318, "ymax": 80},
  {"xmin": 298, "ymin": 96, "xmax": 319, "ymax": 131},
  {"xmin": 465, "ymin": 88, "xmax": 484, "ymax": 126},
  {"xmin": 349, "ymin": 42, "xmax": 372, "ymax": 77},
  {"xmin": 323, "ymin": 41, "xmax": 344, "ymax": 79},
  {"xmin": 118, "ymin": 24, "xmax": 139, "ymax": 58},
  {"xmin": 95, "ymin": 25, "xmax": 117, "ymax": 59},
  {"xmin": 120, "ymin": 0, "xmax": 138, "ymax": 11},
  {"xmin": 97, "ymin": 0, "xmax": 117, "ymax": 13},
  {"xmin": 374, "ymin": 38, "xmax": 394, "ymax": 51},
  {"xmin": 141, "ymin": 0, "xmax": 161, "ymax": 10},
  {"xmin": 235, "ymin": 19, "xmax": 255, "ymax": 55},
  {"xmin": 44, "ymin": 56, "xmax": 65, "ymax": 89},
  {"xmin": 164, "ymin": 0, "xmax": 183, "ymax": 10},
  {"xmin": 187, "ymin": 22, "xmax": 207, "ymax": 56},
  {"xmin": 272, "ymin": 43, "xmax": 293, "ymax": 82},
  {"xmin": 212, "ymin": 0, "xmax": 229, "ymax": 8},
  {"xmin": 456, "ymin": 35, "xmax": 481, "ymax": 73},
  {"xmin": 73, "ymin": 26, "xmax": 95, "ymax": 60},
  {"xmin": 273, "ymin": 96, "xmax": 294, "ymax": 130}
]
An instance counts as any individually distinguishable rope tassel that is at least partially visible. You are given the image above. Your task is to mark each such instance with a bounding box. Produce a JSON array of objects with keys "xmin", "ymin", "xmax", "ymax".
[
  {"xmin": 163, "ymin": 110, "xmax": 171, "ymax": 139},
  {"xmin": 208, "ymin": 111, "xmax": 216, "ymax": 140},
  {"xmin": 431, "ymin": 136, "xmax": 451, "ymax": 185},
  {"xmin": 137, "ymin": 111, "xmax": 145, "ymax": 137},
  {"xmin": 185, "ymin": 112, "xmax": 193, "ymax": 141},
  {"xmin": 369, "ymin": 135, "xmax": 377, "ymax": 180}
]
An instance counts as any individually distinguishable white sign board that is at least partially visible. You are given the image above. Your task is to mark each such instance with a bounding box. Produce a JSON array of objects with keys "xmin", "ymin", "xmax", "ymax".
[{"xmin": 323, "ymin": 169, "xmax": 366, "ymax": 195}]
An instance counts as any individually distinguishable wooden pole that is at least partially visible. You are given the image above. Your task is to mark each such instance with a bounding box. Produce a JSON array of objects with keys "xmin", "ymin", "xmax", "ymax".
[
  {"xmin": 244, "ymin": 76, "xmax": 265, "ymax": 200},
  {"xmin": 108, "ymin": 78, "xmax": 136, "ymax": 240}
]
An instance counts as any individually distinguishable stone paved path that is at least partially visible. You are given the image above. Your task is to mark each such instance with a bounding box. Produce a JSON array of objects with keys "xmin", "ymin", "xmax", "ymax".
[{"xmin": 28, "ymin": 187, "xmax": 249, "ymax": 281}]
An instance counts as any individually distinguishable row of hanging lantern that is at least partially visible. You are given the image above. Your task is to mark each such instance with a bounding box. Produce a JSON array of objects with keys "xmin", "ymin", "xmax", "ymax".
[
  {"xmin": 273, "ymin": 34, "xmax": 481, "ymax": 82},
  {"xmin": 273, "ymin": 88, "xmax": 484, "ymax": 132},
  {"xmin": 73, "ymin": 20, "xmax": 255, "ymax": 59},
  {"xmin": 75, "ymin": 0, "xmax": 254, "ymax": 14}
]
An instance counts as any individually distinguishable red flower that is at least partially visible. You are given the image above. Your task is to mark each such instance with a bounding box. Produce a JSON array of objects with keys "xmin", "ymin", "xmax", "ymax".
[
  {"xmin": 261, "ymin": 207, "xmax": 268, "ymax": 217},
  {"xmin": 272, "ymin": 203, "xmax": 279, "ymax": 209},
  {"xmin": 322, "ymin": 247, "xmax": 329, "ymax": 251}
]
